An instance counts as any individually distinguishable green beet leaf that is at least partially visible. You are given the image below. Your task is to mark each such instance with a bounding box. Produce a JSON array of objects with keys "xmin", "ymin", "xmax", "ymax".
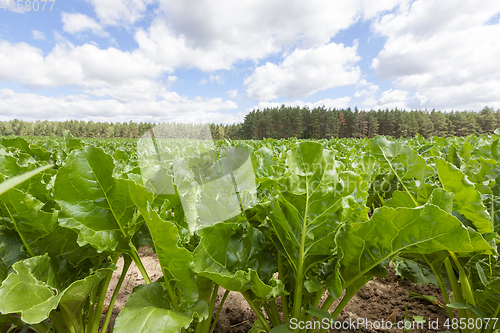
[
  {"xmin": 269, "ymin": 142, "xmax": 364, "ymax": 276},
  {"xmin": 54, "ymin": 146, "xmax": 147, "ymax": 252},
  {"xmin": 435, "ymin": 158, "xmax": 492, "ymax": 234},
  {"xmin": 57, "ymin": 262, "xmax": 114, "ymax": 315},
  {"xmin": 255, "ymin": 141, "xmax": 367, "ymax": 320},
  {"xmin": 0, "ymin": 254, "xmax": 113, "ymax": 324},
  {"xmin": 0, "ymin": 188, "xmax": 58, "ymax": 246},
  {"xmin": 1, "ymin": 186, "xmax": 108, "ymax": 267},
  {"xmin": 368, "ymin": 136, "xmax": 434, "ymax": 183},
  {"xmin": 193, "ymin": 222, "xmax": 284, "ymax": 299},
  {"xmin": 473, "ymin": 260, "xmax": 500, "ymax": 318},
  {"xmin": 130, "ymin": 189, "xmax": 199, "ymax": 306},
  {"xmin": 393, "ymin": 257, "xmax": 441, "ymax": 287},
  {"xmin": 173, "ymin": 146, "xmax": 257, "ymax": 232},
  {"xmin": 114, "ymin": 282, "xmax": 208, "ymax": 333},
  {"xmin": 0, "ymin": 163, "xmax": 53, "ymax": 197},
  {"xmin": 0, "ymin": 226, "xmax": 27, "ymax": 282},
  {"xmin": 0, "ymin": 137, "xmax": 51, "ymax": 162},
  {"xmin": 384, "ymin": 190, "xmax": 418, "ymax": 208},
  {"xmin": 338, "ymin": 204, "xmax": 489, "ymax": 290}
]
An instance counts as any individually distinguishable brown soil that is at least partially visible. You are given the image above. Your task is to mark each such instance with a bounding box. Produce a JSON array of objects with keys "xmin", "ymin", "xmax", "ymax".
[
  {"xmin": 328, "ymin": 267, "xmax": 450, "ymax": 332},
  {"xmin": 103, "ymin": 248, "xmax": 450, "ymax": 333}
]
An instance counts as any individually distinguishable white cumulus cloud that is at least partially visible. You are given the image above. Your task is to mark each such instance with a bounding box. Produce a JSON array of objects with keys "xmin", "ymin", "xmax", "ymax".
[
  {"xmin": 375, "ymin": 89, "xmax": 409, "ymax": 109},
  {"xmin": 135, "ymin": 0, "xmax": 405, "ymax": 72},
  {"xmin": 0, "ymin": 40, "xmax": 164, "ymax": 89},
  {"xmin": 0, "ymin": 89, "xmax": 240, "ymax": 124},
  {"xmin": 85, "ymin": 0, "xmax": 155, "ymax": 26},
  {"xmin": 372, "ymin": 0, "xmax": 500, "ymax": 110},
  {"xmin": 244, "ymin": 42, "xmax": 361, "ymax": 101},
  {"xmin": 61, "ymin": 12, "xmax": 109, "ymax": 37}
]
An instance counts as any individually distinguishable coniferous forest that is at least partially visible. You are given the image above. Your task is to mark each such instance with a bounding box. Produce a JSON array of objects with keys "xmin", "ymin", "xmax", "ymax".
[{"xmin": 1, "ymin": 105, "xmax": 499, "ymax": 139}]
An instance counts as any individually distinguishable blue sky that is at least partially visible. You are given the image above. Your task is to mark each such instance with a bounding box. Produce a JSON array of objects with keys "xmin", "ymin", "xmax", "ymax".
[{"xmin": 1, "ymin": 0, "xmax": 500, "ymax": 124}]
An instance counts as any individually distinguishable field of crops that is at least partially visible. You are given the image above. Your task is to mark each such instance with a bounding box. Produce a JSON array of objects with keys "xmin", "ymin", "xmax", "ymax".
[{"xmin": 1, "ymin": 131, "xmax": 499, "ymax": 333}]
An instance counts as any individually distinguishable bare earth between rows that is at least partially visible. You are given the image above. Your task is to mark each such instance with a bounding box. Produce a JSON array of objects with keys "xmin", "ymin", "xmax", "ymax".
[{"xmin": 101, "ymin": 247, "xmax": 449, "ymax": 333}]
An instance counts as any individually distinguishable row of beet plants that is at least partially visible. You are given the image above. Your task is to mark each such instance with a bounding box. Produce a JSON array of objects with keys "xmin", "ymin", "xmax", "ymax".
[
  {"xmin": 0, "ymin": 133, "xmax": 499, "ymax": 333},
  {"xmin": 0, "ymin": 134, "xmax": 220, "ymax": 333}
]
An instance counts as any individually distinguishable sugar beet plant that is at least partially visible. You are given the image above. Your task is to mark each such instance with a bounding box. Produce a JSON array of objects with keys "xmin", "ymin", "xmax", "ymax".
[
  {"xmin": 185, "ymin": 139, "xmax": 497, "ymax": 333},
  {"xmin": 0, "ymin": 135, "xmax": 237, "ymax": 333},
  {"xmin": 1, "ymin": 133, "xmax": 499, "ymax": 333},
  {"xmin": 383, "ymin": 135, "xmax": 500, "ymax": 333},
  {"xmin": 0, "ymin": 136, "xmax": 157, "ymax": 333}
]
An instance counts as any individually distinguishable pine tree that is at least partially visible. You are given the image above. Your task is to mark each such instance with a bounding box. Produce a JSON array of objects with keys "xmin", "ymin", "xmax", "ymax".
[
  {"xmin": 479, "ymin": 106, "xmax": 498, "ymax": 134},
  {"xmin": 366, "ymin": 111, "xmax": 379, "ymax": 138},
  {"xmin": 338, "ymin": 112, "xmax": 347, "ymax": 138},
  {"xmin": 465, "ymin": 112, "xmax": 481, "ymax": 136},
  {"xmin": 417, "ymin": 111, "xmax": 434, "ymax": 138},
  {"xmin": 394, "ymin": 110, "xmax": 409, "ymax": 138},
  {"xmin": 322, "ymin": 110, "xmax": 334, "ymax": 139},
  {"xmin": 430, "ymin": 110, "xmax": 449, "ymax": 137},
  {"xmin": 291, "ymin": 107, "xmax": 304, "ymax": 138},
  {"xmin": 358, "ymin": 111, "xmax": 368, "ymax": 138},
  {"xmin": 407, "ymin": 111, "xmax": 419, "ymax": 137},
  {"xmin": 384, "ymin": 109, "xmax": 396, "ymax": 137},
  {"xmin": 309, "ymin": 109, "xmax": 321, "ymax": 139}
]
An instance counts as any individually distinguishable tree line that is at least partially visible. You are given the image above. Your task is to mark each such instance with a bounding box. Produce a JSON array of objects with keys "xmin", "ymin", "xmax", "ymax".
[
  {"xmin": 239, "ymin": 105, "xmax": 499, "ymax": 139},
  {"xmin": 0, "ymin": 119, "xmax": 242, "ymax": 140},
  {"xmin": 1, "ymin": 106, "xmax": 499, "ymax": 140}
]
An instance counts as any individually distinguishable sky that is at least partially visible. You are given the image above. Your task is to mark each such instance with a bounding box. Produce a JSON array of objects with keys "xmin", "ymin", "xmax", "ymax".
[{"xmin": 1, "ymin": 0, "xmax": 500, "ymax": 124}]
